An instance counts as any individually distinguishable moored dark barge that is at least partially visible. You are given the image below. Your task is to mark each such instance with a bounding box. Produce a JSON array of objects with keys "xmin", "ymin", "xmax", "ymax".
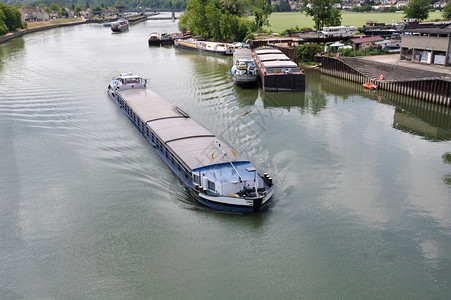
[{"xmin": 253, "ymin": 47, "xmax": 305, "ymax": 92}]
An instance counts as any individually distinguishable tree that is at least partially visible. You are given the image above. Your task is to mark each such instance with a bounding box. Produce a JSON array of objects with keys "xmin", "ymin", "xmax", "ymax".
[
  {"xmin": 251, "ymin": 0, "xmax": 272, "ymax": 30},
  {"xmin": 0, "ymin": 3, "xmax": 22, "ymax": 31},
  {"xmin": 179, "ymin": 0, "xmax": 251, "ymax": 41},
  {"xmin": 443, "ymin": 2, "xmax": 451, "ymax": 20},
  {"xmin": 404, "ymin": 0, "xmax": 430, "ymax": 21},
  {"xmin": 295, "ymin": 43, "xmax": 322, "ymax": 62},
  {"xmin": 304, "ymin": 0, "xmax": 342, "ymax": 31},
  {"xmin": 49, "ymin": 3, "xmax": 60, "ymax": 12},
  {"xmin": 323, "ymin": 6, "xmax": 341, "ymax": 27},
  {"xmin": 92, "ymin": 6, "xmax": 103, "ymax": 15},
  {"xmin": 220, "ymin": 0, "xmax": 247, "ymax": 16},
  {"xmin": 0, "ymin": 9, "xmax": 8, "ymax": 35},
  {"xmin": 273, "ymin": 0, "xmax": 291, "ymax": 12}
]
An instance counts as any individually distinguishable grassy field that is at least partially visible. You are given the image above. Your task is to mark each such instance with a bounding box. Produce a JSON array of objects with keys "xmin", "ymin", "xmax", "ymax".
[
  {"xmin": 264, "ymin": 12, "xmax": 443, "ymax": 33},
  {"xmin": 26, "ymin": 18, "xmax": 85, "ymax": 29}
]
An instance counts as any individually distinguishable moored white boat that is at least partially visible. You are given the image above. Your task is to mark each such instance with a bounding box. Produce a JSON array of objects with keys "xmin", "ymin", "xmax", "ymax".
[
  {"xmin": 321, "ymin": 26, "xmax": 357, "ymax": 38},
  {"xmin": 174, "ymin": 38, "xmax": 234, "ymax": 55},
  {"xmin": 107, "ymin": 73, "xmax": 274, "ymax": 212},
  {"xmin": 231, "ymin": 48, "xmax": 258, "ymax": 85}
]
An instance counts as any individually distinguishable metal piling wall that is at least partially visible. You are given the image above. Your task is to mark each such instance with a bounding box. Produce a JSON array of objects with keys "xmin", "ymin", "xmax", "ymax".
[{"xmin": 321, "ymin": 56, "xmax": 451, "ymax": 106}]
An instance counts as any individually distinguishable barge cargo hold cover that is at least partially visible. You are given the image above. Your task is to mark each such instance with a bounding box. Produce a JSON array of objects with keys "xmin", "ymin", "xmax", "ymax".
[{"xmin": 253, "ymin": 47, "xmax": 305, "ymax": 92}]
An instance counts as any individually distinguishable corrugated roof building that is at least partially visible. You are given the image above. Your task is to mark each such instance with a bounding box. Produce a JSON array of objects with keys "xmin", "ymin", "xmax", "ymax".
[{"xmin": 349, "ymin": 35, "xmax": 384, "ymax": 51}]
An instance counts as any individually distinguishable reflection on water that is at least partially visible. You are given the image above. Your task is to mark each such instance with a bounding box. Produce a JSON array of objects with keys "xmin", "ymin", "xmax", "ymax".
[
  {"xmin": 262, "ymin": 91, "xmax": 306, "ymax": 109},
  {"xmin": 319, "ymin": 72, "xmax": 451, "ymax": 141},
  {"xmin": 0, "ymin": 38, "xmax": 25, "ymax": 73},
  {"xmin": 233, "ymin": 85, "xmax": 259, "ymax": 107}
]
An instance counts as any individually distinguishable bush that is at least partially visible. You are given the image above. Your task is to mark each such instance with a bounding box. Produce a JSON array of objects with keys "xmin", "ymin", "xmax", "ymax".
[
  {"xmin": 339, "ymin": 48, "xmax": 353, "ymax": 57},
  {"xmin": 281, "ymin": 25, "xmax": 300, "ymax": 35},
  {"xmin": 0, "ymin": 23, "xmax": 8, "ymax": 35},
  {"xmin": 329, "ymin": 48, "xmax": 389, "ymax": 58},
  {"xmin": 295, "ymin": 43, "xmax": 322, "ymax": 63}
]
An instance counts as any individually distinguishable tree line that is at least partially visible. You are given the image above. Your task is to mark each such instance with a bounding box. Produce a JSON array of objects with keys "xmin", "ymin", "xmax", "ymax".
[
  {"xmin": 178, "ymin": 0, "xmax": 272, "ymax": 42},
  {"xmin": 0, "ymin": 3, "xmax": 24, "ymax": 35},
  {"xmin": 1, "ymin": 0, "xmax": 188, "ymax": 10},
  {"xmin": 178, "ymin": 0, "xmax": 343, "ymax": 42}
]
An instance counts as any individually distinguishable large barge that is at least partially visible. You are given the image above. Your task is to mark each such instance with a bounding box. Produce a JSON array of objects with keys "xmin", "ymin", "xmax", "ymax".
[
  {"xmin": 107, "ymin": 73, "xmax": 274, "ymax": 212},
  {"xmin": 253, "ymin": 47, "xmax": 305, "ymax": 92}
]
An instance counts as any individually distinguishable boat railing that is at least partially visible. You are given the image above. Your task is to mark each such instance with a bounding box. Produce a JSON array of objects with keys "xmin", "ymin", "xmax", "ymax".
[{"xmin": 175, "ymin": 106, "xmax": 190, "ymax": 117}]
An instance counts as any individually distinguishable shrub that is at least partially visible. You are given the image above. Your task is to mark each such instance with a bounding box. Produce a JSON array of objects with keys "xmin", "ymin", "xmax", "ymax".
[
  {"xmin": 0, "ymin": 23, "xmax": 8, "ymax": 35},
  {"xmin": 295, "ymin": 43, "xmax": 322, "ymax": 63}
]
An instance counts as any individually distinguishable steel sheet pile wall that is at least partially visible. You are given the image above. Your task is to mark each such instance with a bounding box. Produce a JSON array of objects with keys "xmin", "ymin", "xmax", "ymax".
[{"xmin": 321, "ymin": 56, "xmax": 451, "ymax": 106}]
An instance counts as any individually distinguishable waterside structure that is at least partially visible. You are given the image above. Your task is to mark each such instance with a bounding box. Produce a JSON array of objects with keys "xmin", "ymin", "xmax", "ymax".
[
  {"xmin": 321, "ymin": 56, "xmax": 451, "ymax": 106},
  {"xmin": 253, "ymin": 47, "xmax": 305, "ymax": 92}
]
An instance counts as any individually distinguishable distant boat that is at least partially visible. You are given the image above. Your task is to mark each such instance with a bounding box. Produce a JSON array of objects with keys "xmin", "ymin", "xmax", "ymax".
[
  {"xmin": 111, "ymin": 19, "xmax": 129, "ymax": 33},
  {"xmin": 174, "ymin": 38, "xmax": 234, "ymax": 55},
  {"xmin": 148, "ymin": 32, "xmax": 161, "ymax": 46},
  {"xmin": 148, "ymin": 32, "xmax": 173, "ymax": 46},
  {"xmin": 160, "ymin": 33, "xmax": 172, "ymax": 45}
]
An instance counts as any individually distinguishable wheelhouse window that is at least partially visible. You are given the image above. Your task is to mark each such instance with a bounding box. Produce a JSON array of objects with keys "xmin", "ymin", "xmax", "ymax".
[
  {"xmin": 208, "ymin": 180, "xmax": 215, "ymax": 191},
  {"xmin": 193, "ymin": 174, "xmax": 200, "ymax": 184}
]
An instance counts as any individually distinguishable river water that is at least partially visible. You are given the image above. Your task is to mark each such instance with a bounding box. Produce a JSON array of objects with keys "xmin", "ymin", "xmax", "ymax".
[{"xmin": 1, "ymin": 17, "xmax": 450, "ymax": 299}]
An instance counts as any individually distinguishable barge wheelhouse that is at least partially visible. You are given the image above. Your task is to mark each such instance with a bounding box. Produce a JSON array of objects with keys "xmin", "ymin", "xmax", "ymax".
[
  {"xmin": 253, "ymin": 47, "xmax": 305, "ymax": 92},
  {"xmin": 107, "ymin": 73, "xmax": 274, "ymax": 212}
]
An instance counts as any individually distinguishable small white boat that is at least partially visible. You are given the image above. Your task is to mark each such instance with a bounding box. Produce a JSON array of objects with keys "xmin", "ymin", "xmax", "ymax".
[
  {"xmin": 111, "ymin": 19, "xmax": 129, "ymax": 33},
  {"xmin": 231, "ymin": 48, "xmax": 258, "ymax": 86}
]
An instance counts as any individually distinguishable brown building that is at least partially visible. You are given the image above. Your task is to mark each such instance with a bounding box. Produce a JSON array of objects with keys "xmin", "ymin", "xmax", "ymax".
[
  {"xmin": 400, "ymin": 28, "xmax": 451, "ymax": 66},
  {"xmin": 349, "ymin": 35, "xmax": 384, "ymax": 51}
]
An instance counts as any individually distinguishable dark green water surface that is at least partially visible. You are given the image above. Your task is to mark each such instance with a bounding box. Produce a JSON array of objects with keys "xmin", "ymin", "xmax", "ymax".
[{"xmin": 1, "ymin": 17, "xmax": 450, "ymax": 299}]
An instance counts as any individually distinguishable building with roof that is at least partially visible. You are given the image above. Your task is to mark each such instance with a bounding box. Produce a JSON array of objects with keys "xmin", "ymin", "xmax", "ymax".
[
  {"xmin": 400, "ymin": 27, "xmax": 451, "ymax": 66},
  {"xmin": 349, "ymin": 35, "xmax": 384, "ymax": 51},
  {"xmin": 19, "ymin": 7, "xmax": 49, "ymax": 22}
]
